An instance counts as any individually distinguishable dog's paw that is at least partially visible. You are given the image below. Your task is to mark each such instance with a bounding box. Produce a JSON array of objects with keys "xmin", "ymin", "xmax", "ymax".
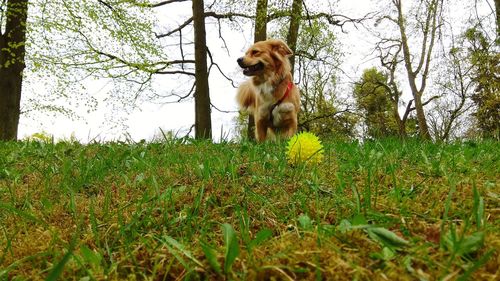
[
  {"xmin": 272, "ymin": 102, "xmax": 294, "ymax": 126},
  {"xmin": 277, "ymin": 102, "xmax": 294, "ymax": 113}
]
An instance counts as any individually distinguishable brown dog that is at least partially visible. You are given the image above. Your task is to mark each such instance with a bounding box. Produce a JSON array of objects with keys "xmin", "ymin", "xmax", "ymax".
[{"xmin": 236, "ymin": 39, "xmax": 300, "ymax": 142}]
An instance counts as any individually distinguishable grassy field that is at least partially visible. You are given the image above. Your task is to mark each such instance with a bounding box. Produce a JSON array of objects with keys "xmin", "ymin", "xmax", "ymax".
[{"xmin": 0, "ymin": 138, "xmax": 499, "ymax": 280}]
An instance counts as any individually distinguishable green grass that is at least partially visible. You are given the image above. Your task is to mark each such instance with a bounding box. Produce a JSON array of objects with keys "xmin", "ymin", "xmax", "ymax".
[{"xmin": 0, "ymin": 138, "xmax": 498, "ymax": 280}]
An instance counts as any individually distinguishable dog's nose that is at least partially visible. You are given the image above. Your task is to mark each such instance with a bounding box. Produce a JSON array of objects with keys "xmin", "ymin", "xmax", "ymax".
[{"xmin": 237, "ymin": 57, "xmax": 244, "ymax": 67}]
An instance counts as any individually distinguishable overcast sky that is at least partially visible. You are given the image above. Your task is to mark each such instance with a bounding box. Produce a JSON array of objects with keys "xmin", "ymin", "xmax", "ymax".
[{"xmin": 16, "ymin": 0, "xmax": 493, "ymax": 142}]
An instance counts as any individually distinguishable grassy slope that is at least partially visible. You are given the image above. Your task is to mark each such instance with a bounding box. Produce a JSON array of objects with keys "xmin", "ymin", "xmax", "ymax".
[{"xmin": 0, "ymin": 139, "xmax": 499, "ymax": 280}]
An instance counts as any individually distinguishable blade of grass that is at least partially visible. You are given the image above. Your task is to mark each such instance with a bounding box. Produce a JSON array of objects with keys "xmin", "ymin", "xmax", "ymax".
[
  {"xmin": 45, "ymin": 242, "xmax": 76, "ymax": 281},
  {"xmin": 161, "ymin": 236, "xmax": 204, "ymax": 268},
  {"xmin": 472, "ymin": 183, "xmax": 485, "ymax": 229},
  {"xmin": 222, "ymin": 223, "xmax": 239, "ymax": 274},
  {"xmin": 0, "ymin": 203, "xmax": 49, "ymax": 227},
  {"xmin": 457, "ymin": 249, "xmax": 494, "ymax": 281},
  {"xmin": 248, "ymin": 229, "xmax": 273, "ymax": 252},
  {"xmin": 367, "ymin": 227, "xmax": 409, "ymax": 249},
  {"xmin": 200, "ymin": 241, "xmax": 222, "ymax": 274}
]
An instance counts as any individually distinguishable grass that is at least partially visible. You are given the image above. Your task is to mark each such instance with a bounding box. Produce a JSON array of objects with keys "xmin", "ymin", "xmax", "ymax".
[{"xmin": 0, "ymin": 138, "xmax": 499, "ymax": 280}]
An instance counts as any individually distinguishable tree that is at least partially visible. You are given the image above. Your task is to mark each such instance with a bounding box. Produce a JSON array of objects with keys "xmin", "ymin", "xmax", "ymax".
[
  {"xmin": 293, "ymin": 19, "xmax": 357, "ymax": 140},
  {"xmin": 354, "ymin": 68, "xmax": 400, "ymax": 139},
  {"xmin": 286, "ymin": 0, "xmax": 302, "ymax": 74},
  {"xmin": 428, "ymin": 43, "xmax": 475, "ymax": 141},
  {"xmin": 466, "ymin": 27, "xmax": 500, "ymax": 139},
  {"xmin": 21, "ymin": 0, "xmax": 180, "ymax": 138},
  {"xmin": 378, "ymin": 44, "xmax": 417, "ymax": 138},
  {"xmin": 0, "ymin": 0, "xmax": 29, "ymax": 141},
  {"xmin": 192, "ymin": 0, "xmax": 212, "ymax": 139},
  {"xmin": 245, "ymin": 0, "xmax": 269, "ymax": 141},
  {"xmin": 372, "ymin": 38, "xmax": 432, "ymax": 139},
  {"xmin": 495, "ymin": 0, "xmax": 500, "ymax": 37},
  {"xmin": 385, "ymin": 0, "xmax": 444, "ymax": 139},
  {"xmin": 254, "ymin": 0, "xmax": 268, "ymax": 41},
  {"xmin": 23, "ymin": 0, "xmax": 246, "ymax": 140}
]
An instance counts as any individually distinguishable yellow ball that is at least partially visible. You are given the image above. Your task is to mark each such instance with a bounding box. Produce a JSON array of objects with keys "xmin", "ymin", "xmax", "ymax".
[{"xmin": 286, "ymin": 132, "xmax": 324, "ymax": 165}]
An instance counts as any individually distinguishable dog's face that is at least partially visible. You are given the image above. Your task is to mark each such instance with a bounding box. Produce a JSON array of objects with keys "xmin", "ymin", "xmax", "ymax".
[{"xmin": 237, "ymin": 39, "xmax": 293, "ymax": 77}]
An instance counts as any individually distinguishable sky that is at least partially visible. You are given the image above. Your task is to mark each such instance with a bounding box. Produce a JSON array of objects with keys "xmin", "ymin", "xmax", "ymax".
[{"xmin": 15, "ymin": 0, "xmax": 492, "ymax": 142}]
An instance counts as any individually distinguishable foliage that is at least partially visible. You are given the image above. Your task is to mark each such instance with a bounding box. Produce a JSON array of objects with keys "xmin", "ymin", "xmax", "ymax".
[
  {"xmin": 465, "ymin": 27, "xmax": 500, "ymax": 140},
  {"xmin": 428, "ymin": 41, "xmax": 476, "ymax": 141},
  {"xmin": 0, "ymin": 138, "xmax": 498, "ymax": 280},
  {"xmin": 22, "ymin": 0, "xmax": 166, "ymax": 123},
  {"xmin": 286, "ymin": 19, "xmax": 356, "ymax": 139},
  {"xmin": 353, "ymin": 68, "xmax": 401, "ymax": 139},
  {"xmin": 375, "ymin": 0, "xmax": 446, "ymax": 139},
  {"xmin": 3, "ymin": 0, "xmax": 498, "ymax": 141}
]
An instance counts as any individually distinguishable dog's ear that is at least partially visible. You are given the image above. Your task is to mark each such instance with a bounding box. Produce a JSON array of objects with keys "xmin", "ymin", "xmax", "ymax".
[{"xmin": 269, "ymin": 39, "xmax": 293, "ymax": 56}]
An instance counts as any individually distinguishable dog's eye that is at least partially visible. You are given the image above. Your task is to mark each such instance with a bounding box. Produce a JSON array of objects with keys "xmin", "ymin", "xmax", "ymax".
[{"xmin": 251, "ymin": 50, "xmax": 260, "ymax": 55}]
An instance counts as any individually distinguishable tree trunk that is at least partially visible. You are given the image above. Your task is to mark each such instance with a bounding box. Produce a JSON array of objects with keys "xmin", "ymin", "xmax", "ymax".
[
  {"xmin": 192, "ymin": 0, "xmax": 212, "ymax": 139},
  {"xmin": 0, "ymin": 0, "xmax": 29, "ymax": 141},
  {"xmin": 254, "ymin": 0, "xmax": 268, "ymax": 42},
  {"xmin": 394, "ymin": 0, "xmax": 439, "ymax": 139},
  {"xmin": 391, "ymin": 105, "xmax": 406, "ymax": 138},
  {"xmin": 246, "ymin": 0, "xmax": 268, "ymax": 140},
  {"xmin": 412, "ymin": 90, "xmax": 431, "ymax": 139},
  {"xmin": 495, "ymin": 0, "xmax": 500, "ymax": 39},
  {"xmin": 385, "ymin": 46, "xmax": 408, "ymax": 138},
  {"xmin": 286, "ymin": 0, "xmax": 302, "ymax": 75}
]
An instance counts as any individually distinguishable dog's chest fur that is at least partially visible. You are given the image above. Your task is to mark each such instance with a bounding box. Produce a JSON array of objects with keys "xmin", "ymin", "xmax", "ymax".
[
  {"xmin": 256, "ymin": 81, "xmax": 276, "ymax": 104},
  {"xmin": 254, "ymin": 82, "xmax": 277, "ymax": 118}
]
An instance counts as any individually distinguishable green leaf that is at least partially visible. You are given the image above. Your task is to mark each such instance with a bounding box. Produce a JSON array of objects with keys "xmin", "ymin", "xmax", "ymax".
[
  {"xmin": 298, "ymin": 214, "xmax": 313, "ymax": 230},
  {"xmin": 367, "ymin": 227, "xmax": 409, "ymax": 249},
  {"xmin": 45, "ymin": 248, "xmax": 74, "ymax": 281},
  {"xmin": 473, "ymin": 185, "xmax": 484, "ymax": 229},
  {"xmin": 162, "ymin": 236, "xmax": 203, "ymax": 268},
  {"xmin": 338, "ymin": 219, "xmax": 352, "ymax": 233},
  {"xmin": 0, "ymin": 203, "xmax": 48, "ymax": 227},
  {"xmin": 222, "ymin": 223, "xmax": 239, "ymax": 274},
  {"xmin": 457, "ymin": 249, "xmax": 494, "ymax": 281},
  {"xmin": 338, "ymin": 217, "xmax": 372, "ymax": 233},
  {"xmin": 381, "ymin": 247, "xmax": 396, "ymax": 260},
  {"xmin": 352, "ymin": 214, "xmax": 368, "ymax": 226},
  {"xmin": 200, "ymin": 241, "xmax": 222, "ymax": 274},
  {"xmin": 248, "ymin": 229, "xmax": 273, "ymax": 251},
  {"xmin": 444, "ymin": 231, "xmax": 485, "ymax": 257},
  {"xmin": 80, "ymin": 245, "xmax": 101, "ymax": 266},
  {"xmin": 370, "ymin": 247, "xmax": 396, "ymax": 261}
]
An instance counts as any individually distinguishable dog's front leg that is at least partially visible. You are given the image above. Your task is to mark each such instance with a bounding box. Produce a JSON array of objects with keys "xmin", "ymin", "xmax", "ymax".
[
  {"xmin": 254, "ymin": 106, "xmax": 272, "ymax": 142},
  {"xmin": 281, "ymin": 122, "xmax": 297, "ymax": 138},
  {"xmin": 255, "ymin": 119, "xmax": 268, "ymax": 142}
]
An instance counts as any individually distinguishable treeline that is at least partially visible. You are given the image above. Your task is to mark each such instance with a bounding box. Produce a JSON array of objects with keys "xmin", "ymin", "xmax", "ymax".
[{"xmin": 0, "ymin": 0, "xmax": 498, "ymax": 141}]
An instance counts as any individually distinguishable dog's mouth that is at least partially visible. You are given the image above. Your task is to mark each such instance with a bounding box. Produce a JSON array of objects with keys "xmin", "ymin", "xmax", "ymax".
[{"xmin": 242, "ymin": 62, "xmax": 264, "ymax": 76}]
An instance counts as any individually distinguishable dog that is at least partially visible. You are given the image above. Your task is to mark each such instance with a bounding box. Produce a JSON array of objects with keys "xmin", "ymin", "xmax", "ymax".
[{"xmin": 236, "ymin": 39, "xmax": 300, "ymax": 142}]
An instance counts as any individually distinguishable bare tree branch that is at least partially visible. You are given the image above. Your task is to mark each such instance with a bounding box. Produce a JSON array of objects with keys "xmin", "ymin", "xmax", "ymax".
[
  {"xmin": 157, "ymin": 17, "xmax": 193, "ymax": 38},
  {"xmin": 299, "ymin": 107, "xmax": 352, "ymax": 128},
  {"xmin": 155, "ymin": 70, "xmax": 195, "ymax": 76},
  {"xmin": 97, "ymin": 0, "xmax": 114, "ymax": 11},
  {"xmin": 210, "ymin": 102, "xmax": 237, "ymax": 113},
  {"xmin": 157, "ymin": 12, "xmax": 253, "ymax": 38},
  {"xmin": 422, "ymin": 95, "xmax": 440, "ymax": 107},
  {"xmin": 148, "ymin": 0, "xmax": 190, "ymax": 8},
  {"xmin": 158, "ymin": 9, "xmax": 375, "ymax": 39}
]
